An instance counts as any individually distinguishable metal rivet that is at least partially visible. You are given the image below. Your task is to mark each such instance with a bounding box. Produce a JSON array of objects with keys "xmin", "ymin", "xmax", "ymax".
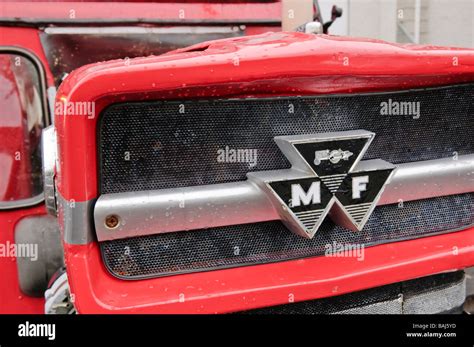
[{"xmin": 105, "ymin": 215, "xmax": 120, "ymax": 229}]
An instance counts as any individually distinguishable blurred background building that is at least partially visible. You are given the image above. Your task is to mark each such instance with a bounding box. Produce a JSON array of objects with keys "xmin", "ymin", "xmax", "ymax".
[{"xmin": 319, "ymin": 0, "xmax": 473, "ymax": 47}]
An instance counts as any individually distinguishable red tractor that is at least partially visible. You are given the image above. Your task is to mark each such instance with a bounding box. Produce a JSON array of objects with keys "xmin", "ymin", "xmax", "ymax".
[{"xmin": 0, "ymin": 0, "xmax": 472, "ymax": 317}]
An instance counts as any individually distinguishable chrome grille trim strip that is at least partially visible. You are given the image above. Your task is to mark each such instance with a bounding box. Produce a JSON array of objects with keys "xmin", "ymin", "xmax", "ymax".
[{"xmin": 94, "ymin": 154, "xmax": 474, "ymax": 241}]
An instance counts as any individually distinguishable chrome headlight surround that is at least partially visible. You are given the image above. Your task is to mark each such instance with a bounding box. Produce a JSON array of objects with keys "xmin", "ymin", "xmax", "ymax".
[{"xmin": 42, "ymin": 125, "xmax": 58, "ymax": 216}]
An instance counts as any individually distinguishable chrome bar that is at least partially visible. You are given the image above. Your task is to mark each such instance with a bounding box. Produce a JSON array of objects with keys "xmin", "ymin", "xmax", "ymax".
[
  {"xmin": 95, "ymin": 182, "xmax": 274, "ymax": 241},
  {"xmin": 94, "ymin": 154, "xmax": 474, "ymax": 241},
  {"xmin": 379, "ymin": 155, "xmax": 474, "ymax": 205}
]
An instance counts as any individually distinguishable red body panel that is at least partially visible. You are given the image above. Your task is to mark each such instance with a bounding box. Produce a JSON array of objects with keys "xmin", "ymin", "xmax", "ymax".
[
  {"xmin": 0, "ymin": 27, "xmax": 54, "ymax": 314},
  {"xmin": 0, "ymin": 1, "xmax": 281, "ymax": 22},
  {"xmin": 54, "ymin": 32, "xmax": 474, "ymax": 313},
  {"xmin": 0, "ymin": 205, "xmax": 45, "ymax": 313},
  {"xmin": 0, "ymin": 27, "xmax": 54, "ymax": 85}
]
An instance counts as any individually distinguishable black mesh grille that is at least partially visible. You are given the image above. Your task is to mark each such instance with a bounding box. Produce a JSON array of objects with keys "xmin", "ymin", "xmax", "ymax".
[
  {"xmin": 246, "ymin": 280, "xmax": 402, "ymax": 314},
  {"xmin": 99, "ymin": 84, "xmax": 474, "ymax": 194},
  {"xmin": 101, "ymin": 193, "xmax": 474, "ymax": 279},
  {"xmin": 99, "ymin": 83, "xmax": 474, "ymax": 280},
  {"xmin": 242, "ymin": 271, "xmax": 464, "ymax": 314}
]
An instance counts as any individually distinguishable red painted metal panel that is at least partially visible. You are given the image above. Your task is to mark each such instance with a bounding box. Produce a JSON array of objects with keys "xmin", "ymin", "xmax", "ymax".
[
  {"xmin": 0, "ymin": 1, "xmax": 282, "ymax": 22},
  {"xmin": 0, "ymin": 26, "xmax": 54, "ymax": 314},
  {"xmin": 0, "ymin": 205, "xmax": 46, "ymax": 314},
  {"xmin": 0, "ymin": 27, "xmax": 55, "ymax": 86}
]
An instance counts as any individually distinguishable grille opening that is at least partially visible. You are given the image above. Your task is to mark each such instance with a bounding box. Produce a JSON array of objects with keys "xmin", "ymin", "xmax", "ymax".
[{"xmin": 98, "ymin": 83, "xmax": 474, "ymax": 280}]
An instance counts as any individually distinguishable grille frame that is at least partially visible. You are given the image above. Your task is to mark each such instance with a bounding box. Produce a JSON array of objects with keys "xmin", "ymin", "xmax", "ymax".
[{"xmin": 97, "ymin": 83, "xmax": 474, "ymax": 281}]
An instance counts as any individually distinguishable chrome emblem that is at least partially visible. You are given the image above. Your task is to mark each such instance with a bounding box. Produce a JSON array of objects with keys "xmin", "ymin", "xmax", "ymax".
[
  {"xmin": 314, "ymin": 149, "xmax": 353, "ymax": 165},
  {"xmin": 248, "ymin": 130, "xmax": 395, "ymax": 239}
]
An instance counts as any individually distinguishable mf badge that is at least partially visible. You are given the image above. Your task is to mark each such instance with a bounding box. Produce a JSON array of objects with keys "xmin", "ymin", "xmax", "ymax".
[{"xmin": 248, "ymin": 130, "xmax": 395, "ymax": 239}]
